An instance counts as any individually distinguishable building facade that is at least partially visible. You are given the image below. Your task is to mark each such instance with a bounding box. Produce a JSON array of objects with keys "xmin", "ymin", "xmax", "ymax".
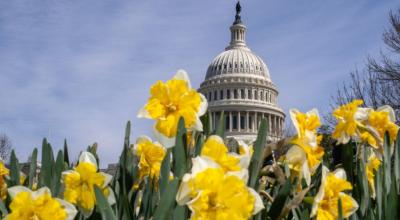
[{"xmin": 198, "ymin": 2, "xmax": 285, "ymax": 143}]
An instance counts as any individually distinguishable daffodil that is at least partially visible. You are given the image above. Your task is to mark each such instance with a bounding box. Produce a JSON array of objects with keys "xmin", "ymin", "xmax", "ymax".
[
  {"xmin": 200, "ymin": 135, "xmax": 242, "ymax": 172},
  {"xmin": 367, "ymin": 105, "xmax": 399, "ymax": 151},
  {"xmin": 332, "ymin": 99, "xmax": 371, "ymax": 145},
  {"xmin": 366, "ymin": 152, "xmax": 381, "ymax": 199},
  {"xmin": 62, "ymin": 152, "xmax": 115, "ymax": 216},
  {"xmin": 132, "ymin": 136, "xmax": 166, "ymax": 188},
  {"xmin": 176, "ymin": 156, "xmax": 264, "ymax": 219},
  {"xmin": 286, "ymin": 109, "xmax": 324, "ymax": 186},
  {"xmin": 5, "ymin": 186, "xmax": 77, "ymax": 220},
  {"xmin": 0, "ymin": 161, "xmax": 9, "ymax": 200},
  {"xmin": 311, "ymin": 167, "xmax": 358, "ymax": 220},
  {"xmin": 138, "ymin": 70, "xmax": 207, "ymax": 148}
]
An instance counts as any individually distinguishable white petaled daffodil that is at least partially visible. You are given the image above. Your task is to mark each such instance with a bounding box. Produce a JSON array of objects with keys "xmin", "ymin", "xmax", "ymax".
[
  {"xmin": 62, "ymin": 151, "xmax": 115, "ymax": 217},
  {"xmin": 311, "ymin": 166, "xmax": 358, "ymax": 220},
  {"xmin": 176, "ymin": 156, "xmax": 264, "ymax": 220},
  {"xmin": 332, "ymin": 100, "xmax": 372, "ymax": 145},
  {"xmin": 286, "ymin": 109, "xmax": 324, "ymax": 186},
  {"xmin": 366, "ymin": 151, "xmax": 381, "ymax": 199},
  {"xmin": 5, "ymin": 186, "xmax": 77, "ymax": 220},
  {"xmin": 137, "ymin": 70, "xmax": 208, "ymax": 148},
  {"xmin": 132, "ymin": 135, "xmax": 166, "ymax": 189},
  {"xmin": 237, "ymin": 139, "xmax": 254, "ymax": 169}
]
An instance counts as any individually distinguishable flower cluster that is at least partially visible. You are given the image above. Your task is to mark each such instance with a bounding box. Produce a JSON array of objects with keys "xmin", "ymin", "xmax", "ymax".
[{"xmin": 176, "ymin": 135, "xmax": 263, "ymax": 219}]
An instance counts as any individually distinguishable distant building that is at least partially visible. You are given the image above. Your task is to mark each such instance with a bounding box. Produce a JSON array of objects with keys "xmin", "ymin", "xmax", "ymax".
[{"xmin": 198, "ymin": 2, "xmax": 285, "ymax": 144}]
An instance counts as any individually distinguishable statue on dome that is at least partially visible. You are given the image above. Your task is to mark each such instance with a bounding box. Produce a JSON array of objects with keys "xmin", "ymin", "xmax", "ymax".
[{"xmin": 234, "ymin": 1, "xmax": 242, "ymax": 24}]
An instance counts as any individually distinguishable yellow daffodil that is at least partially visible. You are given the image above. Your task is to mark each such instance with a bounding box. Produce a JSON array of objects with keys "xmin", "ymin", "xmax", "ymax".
[
  {"xmin": 237, "ymin": 139, "xmax": 254, "ymax": 169},
  {"xmin": 201, "ymin": 135, "xmax": 242, "ymax": 172},
  {"xmin": 176, "ymin": 156, "xmax": 264, "ymax": 219},
  {"xmin": 290, "ymin": 108, "xmax": 320, "ymax": 147},
  {"xmin": 0, "ymin": 161, "xmax": 9, "ymax": 200},
  {"xmin": 286, "ymin": 109, "xmax": 324, "ymax": 186},
  {"xmin": 132, "ymin": 136, "xmax": 166, "ymax": 188},
  {"xmin": 311, "ymin": 167, "xmax": 358, "ymax": 220},
  {"xmin": 367, "ymin": 105, "xmax": 399, "ymax": 150},
  {"xmin": 138, "ymin": 70, "xmax": 207, "ymax": 148},
  {"xmin": 62, "ymin": 152, "xmax": 115, "ymax": 217},
  {"xmin": 366, "ymin": 152, "xmax": 381, "ymax": 199},
  {"xmin": 5, "ymin": 186, "xmax": 77, "ymax": 220},
  {"xmin": 332, "ymin": 100, "xmax": 371, "ymax": 145}
]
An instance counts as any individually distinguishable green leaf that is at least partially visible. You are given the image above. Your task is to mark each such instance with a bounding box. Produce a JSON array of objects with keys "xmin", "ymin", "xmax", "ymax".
[
  {"xmin": 63, "ymin": 139, "xmax": 70, "ymax": 166},
  {"xmin": 383, "ymin": 132, "xmax": 392, "ymax": 195},
  {"xmin": 214, "ymin": 111, "xmax": 225, "ymax": 138},
  {"xmin": 173, "ymin": 205, "xmax": 188, "ymax": 220},
  {"xmin": 194, "ymin": 133, "xmax": 204, "ymax": 157},
  {"xmin": 376, "ymin": 164, "xmax": 383, "ymax": 220},
  {"xmin": 52, "ymin": 150, "xmax": 64, "ymax": 197},
  {"xmin": 39, "ymin": 138, "xmax": 54, "ymax": 188},
  {"xmin": 0, "ymin": 198, "xmax": 8, "ymax": 216},
  {"xmin": 338, "ymin": 198, "xmax": 343, "ymax": 220},
  {"xmin": 28, "ymin": 148, "xmax": 37, "ymax": 189},
  {"xmin": 268, "ymin": 178, "xmax": 291, "ymax": 220},
  {"xmin": 9, "ymin": 150, "xmax": 20, "ymax": 187},
  {"xmin": 153, "ymin": 178, "xmax": 180, "ymax": 220},
  {"xmin": 341, "ymin": 142, "xmax": 354, "ymax": 184},
  {"xmin": 172, "ymin": 117, "xmax": 188, "ymax": 179},
  {"xmin": 248, "ymin": 119, "xmax": 267, "ymax": 188},
  {"xmin": 94, "ymin": 185, "xmax": 117, "ymax": 220},
  {"xmin": 394, "ymin": 131, "xmax": 400, "ymax": 194},
  {"xmin": 356, "ymin": 148, "xmax": 369, "ymax": 217},
  {"xmin": 160, "ymin": 149, "xmax": 172, "ymax": 196}
]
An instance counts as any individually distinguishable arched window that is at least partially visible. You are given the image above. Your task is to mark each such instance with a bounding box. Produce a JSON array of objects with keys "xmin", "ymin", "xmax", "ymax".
[
  {"xmin": 248, "ymin": 89, "xmax": 252, "ymax": 99},
  {"xmin": 234, "ymin": 89, "xmax": 238, "ymax": 99},
  {"xmin": 227, "ymin": 89, "xmax": 231, "ymax": 99},
  {"xmin": 254, "ymin": 90, "xmax": 258, "ymax": 100},
  {"xmin": 220, "ymin": 90, "xmax": 224, "ymax": 100},
  {"xmin": 208, "ymin": 92, "xmax": 212, "ymax": 101},
  {"xmin": 214, "ymin": 90, "xmax": 217, "ymax": 100},
  {"xmin": 241, "ymin": 89, "xmax": 245, "ymax": 99},
  {"xmin": 260, "ymin": 91, "xmax": 263, "ymax": 101}
]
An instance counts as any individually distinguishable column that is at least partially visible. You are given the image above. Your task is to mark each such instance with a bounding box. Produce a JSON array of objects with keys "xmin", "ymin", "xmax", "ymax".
[
  {"xmin": 268, "ymin": 114, "xmax": 272, "ymax": 134},
  {"xmin": 229, "ymin": 111, "xmax": 232, "ymax": 132},
  {"xmin": 246, "ymin": 111, "xmax": 249, "ymax": 132},
  {"xmin": 238, "ymin": 111, "xmax": 241, "ymax": 132},
  {"xmin": 254, "ymin": 112, "xmax": 257, "ymax": 132}
]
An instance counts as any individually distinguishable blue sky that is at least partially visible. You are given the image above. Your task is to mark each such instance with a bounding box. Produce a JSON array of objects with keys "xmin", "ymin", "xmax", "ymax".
[{"xmin": 0, "ymin": 0, "xmax": 399, "ymax": 166}]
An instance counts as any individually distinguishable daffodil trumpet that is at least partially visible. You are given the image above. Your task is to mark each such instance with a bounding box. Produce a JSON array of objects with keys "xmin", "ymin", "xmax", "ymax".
[
  {"xmin": 137, "ymin": 70, "xmax": 207, "ymax": 148},
  {"xmin": 61, "ymin": 151, "xmax": 115, "ymax": 217},
  {"xmin": 5, "ymin": 186, "xmax": 77, "ymax": 220}
]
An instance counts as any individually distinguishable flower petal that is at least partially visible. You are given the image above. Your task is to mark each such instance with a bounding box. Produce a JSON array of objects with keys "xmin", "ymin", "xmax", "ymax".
[
  {"xmin": 176, "ymin": 174, "xmax": 192, "ymax": 205},
  {"xmin": 31, "ymin": 187, "xmax": 51, "ymax": 199},
  {"xmin": 101, "ymin": 172, "xmax": 113, "ymax": 187},
  {"xmin": 154, "ymin": 127, "xmax": 176, "ymax": 149},
  {"xmin": 7, "ymin": 186, "xmax": 31, "ymax": 199},
  {"xmin": 137, "ymin": 105, "xmax": 151, "ymax": 119},
  {"xmin": 79, "ymin": 151, "xmax": 98, "ymax": 169},
  {"xmin": 191, "ymin": 156, "xmax": 220, "ymax": 176},
  {"xmin": 333, "ymin": 168, "xmax": 347, "ymax": 180},
  {"xmin": 248, "ymin": 188, "xmax": 265, "ymax": 215},
  {"xmin": 173, "ymin": 69, "xmax": 191, "ymax": 89},
  {"xmin": 57, "ymin": 198, "xmax": 78, "ymax": 220},
  {"xmin": 377, "ymin": 105, "xmax": 396, "ymax": 122},
  {"xmin": 311, "ymin": 166, "xmax": 329, "ymax": 217},
  {"xmin": 107, "ymin": 187, "xmax": 116, "ymax": 205},
  {"xmin": 197, "ymin": 93, "xmax": 208, "ymax": 117}
]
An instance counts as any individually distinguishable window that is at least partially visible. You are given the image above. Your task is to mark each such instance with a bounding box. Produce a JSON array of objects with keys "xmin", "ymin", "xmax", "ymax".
[
  {"xmin": 225, "ymin": 115, "xmax": 230, "ymax": 130},
  {"xmin": 232, "ymin": 115, "xmax": 238, "ymax": 130},
  {"xmin": 220, "ymin": 90, "xmax": 223, "ymax": 100},
  {"xmin": 248, "ymin": 89, "xmax": 252, "ymax": 99},
  {"xmin": 235, "ymin": 62, "xmax": 238, "ymax": 68},
  {"xmin": 234, "ymin": 89, "xmax": 238, "ymax": 99},
  {"xmin": 224, "ymin": 64, "xmax": 227, "ymax": 70},
  {"xmin": 214, "ymin": 91, "xmax": 217, "ymax": 100},
  {"xmin": 229, "ymin": 63, "xmax": 232, "ymax": 68},
  {"xmin": 254, "ymin": 90, "xmax": 258, "ymax": 100},
  {"xmin": 208, "ymin": 92, "xmax": 212, "ymax": 101},
  {"xmin": 249, "ymin": 116, "xmax": 253, "ymax": 129},
  {"xmin": 227, "ymin": 89, "xmax": 231, "ymax": 99},
  {"xmin": 260, "ymin": 91, "xmax": 263, "ymax": 101},
  {"xmin": 241, "ymin": 89, "xmax": 245, "ymax": 99},
  {"xmin": 240, "ymin": 63, "xmax": 243, "ymax": 68},
  {"xmin": 240, "ymin": 115, "xmax": 245, "ymax": 130}
]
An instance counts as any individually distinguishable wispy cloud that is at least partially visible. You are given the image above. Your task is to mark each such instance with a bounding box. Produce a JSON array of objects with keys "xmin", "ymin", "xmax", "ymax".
[{"xmin": 0, "ymin": 0, "xmax": 399, "ymax": 166}]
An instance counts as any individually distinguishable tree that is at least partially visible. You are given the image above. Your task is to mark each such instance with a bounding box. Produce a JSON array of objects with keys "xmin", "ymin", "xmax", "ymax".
[
  {"xmin": 329, "ymin": 9, "xmax": 400, "ymax": 125},
  {"xmin": 0, "ymin": 134, "xmax": 11, "ymax": 162}
]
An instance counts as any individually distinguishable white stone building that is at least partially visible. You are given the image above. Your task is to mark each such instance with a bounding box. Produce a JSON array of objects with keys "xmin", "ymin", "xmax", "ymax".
[{"xmin": 198, "ymin": 2, "xmax": 285, "ymax": 143}]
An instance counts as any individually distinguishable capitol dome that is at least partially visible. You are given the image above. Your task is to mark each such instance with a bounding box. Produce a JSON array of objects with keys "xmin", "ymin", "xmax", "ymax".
[{"xmin": 199, "ymin": 2, "xmax": 285, "ymax": 143}]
